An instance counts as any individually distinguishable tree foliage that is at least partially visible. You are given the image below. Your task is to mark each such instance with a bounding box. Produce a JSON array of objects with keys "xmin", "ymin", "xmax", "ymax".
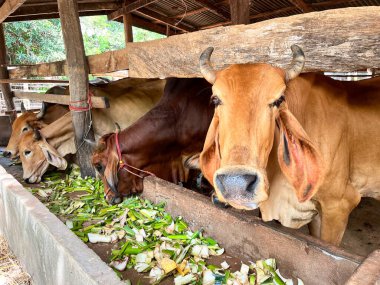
[{"xmin": 4, "ymin": 16, "xmax": 165, "ymax": 64}]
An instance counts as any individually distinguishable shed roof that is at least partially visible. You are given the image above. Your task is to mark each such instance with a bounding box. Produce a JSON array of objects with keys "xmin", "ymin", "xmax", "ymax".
[{"xmin": 3, "ymin": 0, "xmax": 380, "ymax": 35}]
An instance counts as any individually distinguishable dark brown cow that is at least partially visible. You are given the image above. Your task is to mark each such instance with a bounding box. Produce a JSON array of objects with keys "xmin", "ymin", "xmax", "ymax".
[{"xmin": 91, "ymin": 78, "xmax": 213, "ymax": 204}]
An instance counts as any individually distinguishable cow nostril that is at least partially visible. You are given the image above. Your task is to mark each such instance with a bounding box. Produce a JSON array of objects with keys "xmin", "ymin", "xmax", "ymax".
[
  {"xmin": 3, "ymin": 151, "xmax": 10, "ymax": 158},
  {"xmin": 24, "ymin": 178, "xmax": 29, "ymax": 183},
  {"xmin": 215, "ymin": 173, "xmax": 259, "ymax": 195},
  {"xmin": 245, "ymin": 174, "xmax": 258, "ymax": 193}
]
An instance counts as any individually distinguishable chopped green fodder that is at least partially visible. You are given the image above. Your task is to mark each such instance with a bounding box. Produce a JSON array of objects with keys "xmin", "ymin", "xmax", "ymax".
[{"xmin": 29, "ymin": 166, "xmax": 303, "ymax": 285}]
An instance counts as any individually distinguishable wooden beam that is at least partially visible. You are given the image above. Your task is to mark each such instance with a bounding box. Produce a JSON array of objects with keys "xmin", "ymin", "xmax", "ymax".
[
  {"xmin": 58, "ymin": 0, "xmax": 95, "ymax": 177},
  {"xmin": 108, "ymin": 0, "xmax": 159, "ymax": 21},
  {"xmin": 123, "ymin": 13, "xmax": 133, "ymax": 44},
  {"xmin": 288, "ymin": 0, "xmax": 313, "ymax": 13},
  {"xmin": 173, "ymin": 7, "xmax": 208, "ymax": 19},
  {"xmin": 9, "ymin": 48, "xmax": 130, "ymax": 78},
  {"xmin": 14, "ymin": 92, "xmax": 109, "ymax": 109},
  {"xmin": 0, "ymin": 23, "xmax": 16, "ymax": 122},
  {"xmin": 229, "ymin": 0, "xmax": 250, "ymax": 24},
  {"xmin": 124, "ymin": 7, "xmax": 380, "ymax": 78},
  {"xmin": 0, "ymin": 79, "xmax": 69, "ymax": 84},
  {"xmin": 9, "ymin": 60, "xmax": 67, "ymax": 78},
  {"xmin": 0, "ymin": 0, "xmax": 27, "ymax": 23},
  {"xmin": 194, "ymin": 0, "xmax": 230, "ymax": 20},
  {"xmin": 133, "ymin": 8, "xmax": 196, "ymax": 32}
]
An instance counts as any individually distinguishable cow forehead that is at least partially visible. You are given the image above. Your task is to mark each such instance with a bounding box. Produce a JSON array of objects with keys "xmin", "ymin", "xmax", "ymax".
[
  {"xmin": 213, "ymin": 63, "xmax": 286, "ymax": 101},
  {"xmin": 19, "ymin": 132, "xmax": 37, "ymax": 149},
  {"xmin": 12, "ymin": 112, "xmax": 36, "ymax": 130}
]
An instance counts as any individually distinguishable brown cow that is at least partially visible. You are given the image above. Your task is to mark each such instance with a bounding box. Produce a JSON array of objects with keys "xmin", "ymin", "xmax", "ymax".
[
  {"xmin": 198, "ymin": 45, "xmax": 380, "ymax": 245},
  {"xmin": 4, "ymin": 78, "xmax": 111, "ymax": 158},
  {"xmin": 18, "ymin": 78, "xmax": 165, "ymax": 183},
  {"xmin": 4, "ymin": 86, "xmax": 69, "ymax": 158},
  {"xmin": 91, "ymin": 78, "xmax": 213, "ymax": 204}
]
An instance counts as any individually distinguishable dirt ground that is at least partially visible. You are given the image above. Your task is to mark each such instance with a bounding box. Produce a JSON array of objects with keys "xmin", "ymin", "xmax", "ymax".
[
  {"xmin": 0, "ymin": 153, "xmax": 379, "ymax": 283},
  {"xmin": 0, "ymin": 236, "xmax": 31, "ymax": 285}
]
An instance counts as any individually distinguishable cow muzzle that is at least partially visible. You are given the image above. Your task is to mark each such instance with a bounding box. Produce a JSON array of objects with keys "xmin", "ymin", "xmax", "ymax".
[
  {"xmin": 213, "ymin": 166, "xmax": 269, "ymax": 210},
  {"xmin": 2, "ymin": 150, "xmax": 16, "ymax": 158}
]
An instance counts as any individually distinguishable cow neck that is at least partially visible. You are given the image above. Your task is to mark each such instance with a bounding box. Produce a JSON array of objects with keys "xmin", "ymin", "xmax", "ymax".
[{"xmin": 114, "ymin": 131, "xmax": 155, "ymax": 178}]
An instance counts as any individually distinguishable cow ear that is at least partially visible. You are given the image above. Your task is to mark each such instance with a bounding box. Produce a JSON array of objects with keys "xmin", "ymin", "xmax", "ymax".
[
  {"xmin": 199, "ymin": 116, "xmax": 220, "ymax": 185},
  {"xmin": 184, "ymin": 153, "xmax": 200, "ymax": 170},
  {"xmin": 277, "ymin": 107, "xmax": 324, "ymax": 202},
  {"xmin": 39, "ymin": 142, "xmax": 67, "ymax": 170}
]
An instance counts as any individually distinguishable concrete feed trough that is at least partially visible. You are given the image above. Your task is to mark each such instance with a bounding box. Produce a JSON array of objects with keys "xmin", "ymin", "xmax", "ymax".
[{"xmin": 0, "ymin": 165, "xmax": 379, "ymax": 284}]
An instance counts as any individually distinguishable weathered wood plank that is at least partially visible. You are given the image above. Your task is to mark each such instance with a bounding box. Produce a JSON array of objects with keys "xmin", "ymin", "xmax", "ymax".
[
  {"xmin": 108, "ymin": 0, "xmax": 159, "ymax": 20},
  {"xmin": 0, "ymin": 79, "xmax": 68, "ymax": 83},
  {"xmin": 230, "ymin": 0, "xmax": 250, "ymax": 24},
  {"xmin": 9, "ymin": 48, "xmax": 129, "ymax": 78},
  {"xmin": 346, "ymin": 250, "xmax": 380, "ymax": 285},
  {"xmin": 123, "ymin": 13, "xmax": 133, "ymax": 44},
  {"xmin": 58, "ymin": 0, "xmax": 95, "ymax": 177},
  {"xmin": 14, "ymin": 92, "xmax": 109, "ymax": 109},
  {"xmin": 9, "ymin": 60, "xmax": 67, "ymax": 78},
  {"xmin": 0, "ymin": 23, "xmax": 15, "ymax": 122},
  {"xmin": 0, "ymin": 0, "xmax": 27, "ymax": 23},
  {"xmin": 126, "ymin": 7, "xmax": 380, "ymax": 78}
]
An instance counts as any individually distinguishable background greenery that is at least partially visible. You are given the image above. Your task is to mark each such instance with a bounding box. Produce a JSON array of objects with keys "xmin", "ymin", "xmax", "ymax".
[{"xmin": 4, "ymin": 16, "xmax": 165, "ymax": 65}]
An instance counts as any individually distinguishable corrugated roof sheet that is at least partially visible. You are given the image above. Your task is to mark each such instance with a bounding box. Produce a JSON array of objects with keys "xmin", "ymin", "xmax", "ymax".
[{"xmin": 9, "ymin": 0, "xmax": 380, "ymax": 33}]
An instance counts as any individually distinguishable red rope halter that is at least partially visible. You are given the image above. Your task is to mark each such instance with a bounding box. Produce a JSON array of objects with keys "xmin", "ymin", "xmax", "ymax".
[{"xmin": 115, "ymin": 131, "xmax": 155, "ymax": 179}]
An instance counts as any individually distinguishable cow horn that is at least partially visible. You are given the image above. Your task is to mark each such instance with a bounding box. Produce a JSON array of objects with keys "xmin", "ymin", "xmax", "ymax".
[
  {"xmin": 36, "ymin": 102, "xmax": 47, "ymax": 119},
  {"xmin": 115, "ymin": 123, "xmax": 121, "ymax": 133},
  {"xmin": 200, "ymin": 47, "xmax": 216, "ymax": 84},
  {"xmin": 33, "ymin": 129, "xmax": 42, "ymax": 141},
  {"xmin": 84, "ymin": 139, "xmax": 97, "ymax": 148},
  {"xmin": 285, "ymin": 45, "xmax": 305, "ymax": 82},
  {"xmin": 20, "ymin": 102, "xmax": 26, "ymax": 113}
]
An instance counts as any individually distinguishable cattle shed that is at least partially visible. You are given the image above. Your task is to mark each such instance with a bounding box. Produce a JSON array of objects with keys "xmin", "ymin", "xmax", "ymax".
[{"xmin": 0, "ymin": 1, "xmax": 380, "ymax": 284}]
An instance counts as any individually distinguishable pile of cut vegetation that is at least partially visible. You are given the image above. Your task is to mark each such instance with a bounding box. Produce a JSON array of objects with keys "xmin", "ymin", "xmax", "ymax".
[{"xmin": 29, "ymin": 166, "xmax": 303, "ymax": 285}]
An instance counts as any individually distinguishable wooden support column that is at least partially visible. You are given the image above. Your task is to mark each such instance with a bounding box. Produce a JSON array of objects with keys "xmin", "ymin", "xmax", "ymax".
[
  {"xmin": 57, "ymin": 0, "xmax": 96, "ymax": 177},
  {"xmin": 123, "ymin": 13, "xmax": 133, "ymax": 44},
  {"xmin": 229, "ymin": 0, "xmax": 250, "ymax": 24},
  {"xmin": 0, "ymin": 23, "xmax": 16, "ymax": 122}
]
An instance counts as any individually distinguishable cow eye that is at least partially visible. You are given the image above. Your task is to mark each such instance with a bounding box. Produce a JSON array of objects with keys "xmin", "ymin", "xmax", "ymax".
[
  {"xmin": 22, "ymin": 127, "xmax": 29, "ymax": 132},
  {"xmin": 269, "ymin": 95, "xmax": 285, "ymax": 108},
  {"xmin": 210, "ymin": 95, "xmax": 222, "ymax": 106},
  {"xmin": 95, "ymin": 163, "xmax": 103, "ymax": 173},
  {"xmin": 24, "ymin": 150, "xmax": 31, "ymax": 156}
]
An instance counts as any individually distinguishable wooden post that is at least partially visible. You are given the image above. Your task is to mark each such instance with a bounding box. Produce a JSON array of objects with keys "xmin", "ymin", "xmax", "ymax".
[
  {"xmin": 57, "ymin": 0, "xmax": 96, "ymax": 177},
  {"xmin": 229, "ymin": 0, "xmax": 250, "ymax": 25},
  {"xmin": 0, "ymin": 23, "xmax": 16, "ymax": 122},
  {"xmin": 123, "ymin": 13, "xmax": 133, "ymax": 44}
]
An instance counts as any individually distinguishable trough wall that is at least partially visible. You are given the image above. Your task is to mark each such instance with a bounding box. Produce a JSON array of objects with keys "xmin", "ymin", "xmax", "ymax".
[{"xmin": 0, "ymin": 165, "xmax": 124, "ymax": 285}]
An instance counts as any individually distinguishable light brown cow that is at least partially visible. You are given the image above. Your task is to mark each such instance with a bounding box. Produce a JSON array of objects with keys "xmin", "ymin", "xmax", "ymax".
[
  {"xmin": 198, "ymin": 45, "xmax": 380, "ymax": 245},
  {"xmin": 19, "ymin": 78, "xmax": 165, "ymax": 183},
  {"xmin": 4, "ymin": 86, "xmax": 69, "ymax": 158}
]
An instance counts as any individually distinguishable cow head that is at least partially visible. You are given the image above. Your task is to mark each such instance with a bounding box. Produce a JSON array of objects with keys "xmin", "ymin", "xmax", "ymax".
[
  {"xmin": 91, "ymin": 132, "xmax": 145, "ymax": 205},
  {"xmin": 4, "ymin": 103, "xmax": 47, "ymax": 158},
  {"xmin": 19, "ymin": 130, "xmax": 67, "ymax": 183},
  {"xmin": 199, "ymin": 45, "xmax": 323, "ymax": 210}
]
